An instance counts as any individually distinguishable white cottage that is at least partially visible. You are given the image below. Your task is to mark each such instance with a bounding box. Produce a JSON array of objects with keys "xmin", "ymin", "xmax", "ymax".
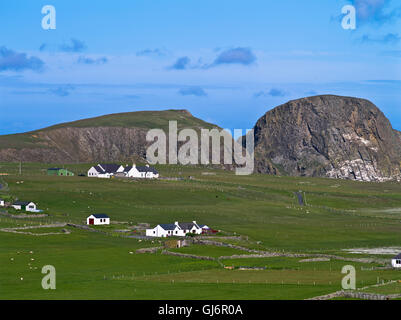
[
  {"xmin": 12, "ymin": 201, "xmax": 38, "ymax": 212},
  {"xmin": 146, "ymin": 224, "xmax": 180, "ymax": 237},
  {"xmin": 124, "ymin": 164, "xmax": 159, "ymax": 179},
  {"xmin": 0, "ymin": 199, "xmax": 4, "ymax": 207},
  {"xmin": 87, "ymin": 164, "xmax": 124, "ymax": 178},
  {"xmin": 146, "ymin": 221, "xmax": 203, "ymax": 237},
  {"xmin": 87, "ymin": 214, "xmax": 110, "ymax": 225},
  {"xmin": 391, "ymin": 253, "xmax": 401, "ymax": 268}
]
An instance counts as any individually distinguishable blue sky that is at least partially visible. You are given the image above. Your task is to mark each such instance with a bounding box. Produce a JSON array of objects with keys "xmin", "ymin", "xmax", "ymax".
[{"xmin": 0, "ymin": 0, "xmax": 400, "ymax": 134}]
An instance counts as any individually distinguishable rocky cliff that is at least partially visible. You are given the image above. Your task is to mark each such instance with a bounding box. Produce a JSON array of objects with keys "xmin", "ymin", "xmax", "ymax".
[
  {"xmin": 2, "ymin": 97, "xmax": 401, "ymax": 182},
  {"xmin": 0, "ymin": 127, "xmax": 149, "ymax": 163},
  {"xmin": 253, "ymin": 95, "xmax": 401, "ymax": 182},
  {"xmin": 0, "ymin": 109, "xmax": 222, "ymax": 164}
]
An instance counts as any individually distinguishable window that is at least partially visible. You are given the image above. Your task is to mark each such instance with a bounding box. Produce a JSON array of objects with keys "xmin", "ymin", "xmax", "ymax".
[
  {"xmin": 397, "ymin": 259, "xmax": 401, "ymax": 265},
  {"xmin": 153, "ymin": 231, "xmax": 155, "ymax": 234}
]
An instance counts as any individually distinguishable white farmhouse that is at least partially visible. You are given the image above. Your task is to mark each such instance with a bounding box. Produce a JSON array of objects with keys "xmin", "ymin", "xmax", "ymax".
[
  {"xmin": 0, "ymin": 199, "xmax": 4, "ymax": 207},
  {"xmin": 12, "ymin": 201, "xmax": 38, "ymax": 212},
  {"xmin": 146, "ymin": 223, "xmax": 180, "ymax": 237},
  {"xmin": 146, "ymin": 221, "xmax": 204, "ymax": 237},
  {"xmin": 391, "ymin": 253, "xmax": 401, "ymax": 268},
  {"xmin": 124, "ymin": 164, "xmax": 159, "ymax": 179},
  {"xmin": 87, "ymin": 214, "xmax": 110, "ymax": 225},
  {"xmin": 87, "ymin": 164, "xmax": 124, "ymax": 178}
]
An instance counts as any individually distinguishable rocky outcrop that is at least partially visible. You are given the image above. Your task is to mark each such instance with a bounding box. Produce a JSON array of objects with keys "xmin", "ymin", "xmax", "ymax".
[
  {"xmin": 252, "ymin": 95, "xmax": 401, "ymax": 182},
  {"xmin": 0, "ymin": 127, "xmax": 148, "ymax": 163},
  {"xmin": 0, "ymin": 109, "xmax": 231, "ymax": 165}
]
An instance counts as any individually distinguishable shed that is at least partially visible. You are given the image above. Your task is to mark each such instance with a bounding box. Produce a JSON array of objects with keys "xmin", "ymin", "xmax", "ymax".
[
  {"xmin": 12, "ymin": 201, "xmax": 37, "ymax": 212},
  {"xmin": 87, "ymin": 214, "xmax": 110, "ymax": 225},
  {"xmin": 47, "ymin": 168, "xmax": 74, "ymax": 176},
  {"xmin": 391, "ymin": 253, "xmax": 401, "ymax": 268}
]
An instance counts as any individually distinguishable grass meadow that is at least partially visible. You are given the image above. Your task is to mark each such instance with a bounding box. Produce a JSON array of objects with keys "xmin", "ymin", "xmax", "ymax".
[{"xmin": 1, "ymin": 162, "xmax": 401, "ymax": 299}]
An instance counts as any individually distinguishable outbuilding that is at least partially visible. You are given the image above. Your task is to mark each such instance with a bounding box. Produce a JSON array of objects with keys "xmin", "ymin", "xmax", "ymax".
[
  {"xmin": 47, "ymin": 168, "xmax": 74, "ymax": 176},
  {"xmin": 12, "ymin": 201, "xmax": 38, "ymax": 212},
  {"xmin": 87, "ymin": 214, "xmax": 110, "ymax": 225},
  {"xmin": 391, "ymin": 253, "xmax": 401, "ymax": 268},
  {"xmin": 0, "ymin": 199, "xmax": 4, "ymax": 207}
]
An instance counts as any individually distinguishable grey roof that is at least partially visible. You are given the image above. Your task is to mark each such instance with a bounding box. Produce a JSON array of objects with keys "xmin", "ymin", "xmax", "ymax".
[
  {"xmin": 178, "ymin": 222, "xmax": 198, "ymax": 230},
  {"xmin": 13, "ymin": 201, "xmax": 32, "ymax": 206},
  {"xmin": 93, "ymin": 214, "xmax": 109, "ymax": 218},
  {"xmin": 159, "ymin": 224, "xmax": 177, "ymax": 230},
  {"xmin": 198, "ymin": 224, "xmax": 209, "ymax": 229},
  {"xmin": 393, "ymin": 253, "xmax": 401, "ymax": 259},
  {"xmin": 124, "ymin": 166, "xmax": 133, "ymax": 172},
  {"xmin": 136, "ymin": 166, "xmax": 158, "ymax": 174},
  {"xmin": 95, "ymin": 164, "xmax": 121, "ymax": 173}
]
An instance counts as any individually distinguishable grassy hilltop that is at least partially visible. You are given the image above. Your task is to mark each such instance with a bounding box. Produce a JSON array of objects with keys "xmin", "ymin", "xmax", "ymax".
[{"xmin": 0, "ymin": 109, "xmax": 217, "ymax": 150}]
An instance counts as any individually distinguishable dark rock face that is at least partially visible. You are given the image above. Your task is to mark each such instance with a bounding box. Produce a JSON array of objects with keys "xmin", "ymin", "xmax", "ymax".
[
  {"xmin": 0, "ymin": 127, "xmax": 149, "ymax": 163},
  {"xmin": 253, "ymin": 95, "xmax": 401, "ymax": 182},
  {"xmin": 0, "ymin": 110, "xmax": 236, "ymax": 168}
]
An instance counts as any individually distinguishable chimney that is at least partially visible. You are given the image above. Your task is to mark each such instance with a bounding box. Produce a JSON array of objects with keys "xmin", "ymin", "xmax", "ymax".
[
  {"xmin": 175, "ymin": 221, "xmax": 179, "ymax": 226},
  {"xmin": 146, "ymin": 164, "xmax": 149, "ymax": 167},
  {"xmin": 192, "ymin": 221, "xmax": 197, "ymax": 225},
  {"xmin": 132, "ymin": 163, "xmax": 136, "ymax": 168}
]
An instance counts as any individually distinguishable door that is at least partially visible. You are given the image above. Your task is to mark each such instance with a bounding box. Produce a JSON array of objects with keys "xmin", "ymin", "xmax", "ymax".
[{"xmin": 89, "ymin": 218, "xmax": 94, "ymax": 225}]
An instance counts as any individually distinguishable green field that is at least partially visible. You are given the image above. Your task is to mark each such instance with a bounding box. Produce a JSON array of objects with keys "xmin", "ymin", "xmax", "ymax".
[{"xmin": 1, "ymin": 162, "xmax": 401, "ymax": 299}]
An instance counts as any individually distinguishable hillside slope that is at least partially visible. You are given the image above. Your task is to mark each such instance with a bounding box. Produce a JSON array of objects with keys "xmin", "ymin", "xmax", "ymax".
[
  {"xmin": 252, "ymin": 95, "xmax": 401, "ymax": 182},
  {"xmin": 0, "ymin": 110, "xmax": 219, "ymax": 163}
]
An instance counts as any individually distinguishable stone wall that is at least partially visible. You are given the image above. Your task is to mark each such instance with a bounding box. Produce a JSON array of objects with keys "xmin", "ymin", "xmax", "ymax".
[{"xmin": 161, "ymin": 250, "xmax": 215, "ymax": 261}]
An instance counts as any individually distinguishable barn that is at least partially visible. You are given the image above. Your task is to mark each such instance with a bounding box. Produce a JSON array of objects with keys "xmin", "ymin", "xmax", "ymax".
[
  {"xmin": 47, "ymin": 168, "xmax": 75, "ymax": 176},
  {"xmin": 87, "ymin": 214, "xmax": 110, "ymax": 225},
  {"xmin": 391, "ymin": 253, "xmax": 401, "ymax": 268}
]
